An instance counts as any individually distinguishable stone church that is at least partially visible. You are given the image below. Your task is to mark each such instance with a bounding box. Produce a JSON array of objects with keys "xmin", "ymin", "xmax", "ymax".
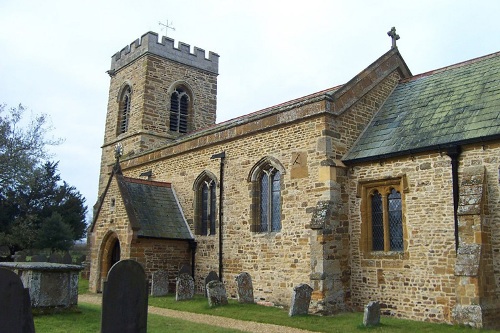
[{"xmin": 88, "ymin": 30, "xmax": 500, "ymax": 328}]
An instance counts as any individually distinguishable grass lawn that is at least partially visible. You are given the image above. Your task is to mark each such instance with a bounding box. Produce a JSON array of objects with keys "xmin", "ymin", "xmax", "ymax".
[{"xmin": 34, "ymin": 278, "xmax": 498, "ymax": 333}]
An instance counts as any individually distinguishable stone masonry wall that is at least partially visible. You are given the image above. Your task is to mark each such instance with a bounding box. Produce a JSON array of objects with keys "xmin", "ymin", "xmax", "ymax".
[
  {"xmin": 347, "ymin": 143, "xmax": 500, "ymax": 324},
  {"xmin": 89, "ymin": 175, "xmax": 192, "ymax": 293},
  {"xmin": 118, "ymin": 108, "xmax": 328, "ymax": 306}
]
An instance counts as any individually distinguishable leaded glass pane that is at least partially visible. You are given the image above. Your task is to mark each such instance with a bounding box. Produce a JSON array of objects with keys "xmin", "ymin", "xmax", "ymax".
[
  {"xmin": 201, "ymin": 183, "xmax": 208, "ymax": 235},
  {"xmin": 388, "ymin": 188, "xmax": 403, "ymax": 251},
  {"xmin": 271, "ymin": 171, "xmax": 281, "ymax": 231},
  {"xmin": 209, "ymin": 182, "xmax": 216, "ymax": 235},
  {"xmin": 260, "ymin": 173, "xmax": 269, "ymax": 232},
  {"xmin": 371, "ymin": 191, "xmax": 384, "ymax": 251}
]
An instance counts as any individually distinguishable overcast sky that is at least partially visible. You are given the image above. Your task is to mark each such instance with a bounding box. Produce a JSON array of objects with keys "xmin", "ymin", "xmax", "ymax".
[{"xmin": 1, "ymin": 0, "xmax": 499, "ymax": 222}]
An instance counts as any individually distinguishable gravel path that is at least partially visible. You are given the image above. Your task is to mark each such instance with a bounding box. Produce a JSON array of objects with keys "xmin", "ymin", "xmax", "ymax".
[{"xmin": 78, "ymin": 294, "xmax": 317, "ymax": 333}]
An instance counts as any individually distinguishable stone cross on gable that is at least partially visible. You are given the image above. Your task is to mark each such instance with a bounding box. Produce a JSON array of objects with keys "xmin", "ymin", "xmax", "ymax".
[{"xmin": 387, "ymin": 27, "xmax": 400, "ymax": 49}]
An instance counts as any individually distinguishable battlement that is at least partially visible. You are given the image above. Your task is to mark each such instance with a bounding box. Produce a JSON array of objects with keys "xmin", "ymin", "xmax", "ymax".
[{"xmin": 110, "ymin": 31, "xmax": 219, "ymax": 74}]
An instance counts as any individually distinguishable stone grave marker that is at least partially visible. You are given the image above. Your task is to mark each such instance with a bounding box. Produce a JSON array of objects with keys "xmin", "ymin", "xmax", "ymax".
[
  {"xmin": 235, "ymin": 272, "xmax": 254, "ymax": 303},
  {"xmin": 0, "ymin": 245, "xmax": 10, "ymax": 260},
  {"xmin": 151, "ymin": 269, "xmax": 169, "ymax": 296},
  {"xmin": 206, "ymin": 280, "xmax": 228, "ymax": 307},
  {"xmin": 178, "ymin": 264, "xmax": 191, "ymax": 275},
  {"xmin": 49, "ymin": 253, "xmax": 62, "ymax": 263},
  {"xmin": 363, "ymin": 301, "xmax": 381, "ymax": 326},
  {"xmin": 288, "ymin": 283, "xmax": 313, "ymax": 316},
  {"xmin": 13, "ymin": 253, "xmax": 26, "ymax": 262},
  {"xmin": 101, "ymin": 260, "xmax": 148, "ymax": 333},
  {"xmin": 62, "ymin": 252, "xmax": 73, "ymax": 264},
  {"xmin": 31, "ymin": 254, "xmax": 47, "ymax": 262},
  {"xmin": 204, "ymin": 271, "xmax": 218, "ymax": 296},
  {"xmin": 175, "ymin": 273, "xmax": 194, "ymax": 301},
  {"xmin": 0, "ymin": 267, "xmax": 35, "ymax": 333}
]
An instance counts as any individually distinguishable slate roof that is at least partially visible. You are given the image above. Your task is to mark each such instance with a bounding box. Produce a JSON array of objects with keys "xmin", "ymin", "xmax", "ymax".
[
  {"xmin": 344, "ymin": 51, "xmax": 500, "ymax": 163},
  {"xmin": 117, "ymin": 176, "xmax": 193, "ymax": 240}
]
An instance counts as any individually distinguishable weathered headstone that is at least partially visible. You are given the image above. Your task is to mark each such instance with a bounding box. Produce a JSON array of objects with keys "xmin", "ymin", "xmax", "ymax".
[
  {"xmin": 13, "ymin": 254, "xmax": 26, "ymax": 262},
  {"xmin": 206, "ymin": 280, "xmax": 228, "ymax": 307},
  {"xmin": 49, "ymin": 253, "xmax": 62, "ymax": 263},
  {"xmin": 175, "ymin": 273, "xmax": 194, "ymax": 301},
  {"xmin": 62, "ymin": 252, "xmax": 73, "ymax": 264},
  {"xmin": 0, "ymin": 268, "xmax": 35, "ymax": 333},
  {"xmin": 178, "ymin": 264, "xmax": 191, "ymax": 275},
  {"xmin": 363, "ymin": 301, "xmax": 381, "ymax": 326},
  {"xmin": 235, "ymin": 272, "xmax": 254, "ymax": 303},
  {"xmin": 151, "ymin": 270, "xmax": 169, "ymax": 296},
  {"xmin": 0, "ymin": 245, "xmax": 10, "ymax": 258},
  {"xmin": 288, "ymin": 283, "xmax": 313, "ymax": 316},
  {"xmin": 204, "ymin": 271, "xmax": 218, "ymax": 296},
  {"xmin": 75, "ymin": 254, "xmax": 86, "ymax": 265},
  {"xmin": 101, "ymin": 260, "xmax": 148, "ymax": 333},
  {"xmin": 31, "ymin": 255, "xmax": 47, "ymax": 262}
]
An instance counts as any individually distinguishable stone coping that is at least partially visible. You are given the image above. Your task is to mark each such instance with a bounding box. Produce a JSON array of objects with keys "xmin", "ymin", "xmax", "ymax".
[{"xmin": 0, "ymin": 262, "xmax": 83, "ymax": 272}]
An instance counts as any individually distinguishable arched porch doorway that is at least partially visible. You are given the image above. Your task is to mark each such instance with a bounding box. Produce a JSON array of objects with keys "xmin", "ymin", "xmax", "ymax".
[{"xmin": 97, "ymin": 232, "xmax": 121, "ymax": 292}]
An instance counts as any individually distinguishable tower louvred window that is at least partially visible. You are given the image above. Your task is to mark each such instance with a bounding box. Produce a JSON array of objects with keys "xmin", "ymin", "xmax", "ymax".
[
  {"xmin": 119, "ymin": 86, "xmax": 131, "ymax": 134},
  {"xmin": 170, "ymin": 87, "xmax": 190, "ymax": 133}
]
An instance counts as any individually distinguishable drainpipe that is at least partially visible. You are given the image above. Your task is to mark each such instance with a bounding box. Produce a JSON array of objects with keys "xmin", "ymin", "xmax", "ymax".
[
  {"xmin": 446, "ymin": 146, "xmax": 461, "ymax": 252},
  {"xmin": 211, "ymin": 151, "xmax": 226, "ymax": 282},
  {"xmin": 189, "ymin": 240, "xmax": 197, "ymax": 279}
]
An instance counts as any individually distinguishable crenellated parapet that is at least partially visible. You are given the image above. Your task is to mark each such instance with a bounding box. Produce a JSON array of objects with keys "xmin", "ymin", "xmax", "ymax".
[{"xmin": 109, "ymin": 31, "xmax": 219, "ymax": 74}]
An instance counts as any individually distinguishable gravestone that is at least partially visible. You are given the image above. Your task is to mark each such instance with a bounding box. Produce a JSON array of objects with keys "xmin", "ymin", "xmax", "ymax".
[
  {"xmin": 101, "ymin": 260, "xmax": 148, "ymax": 333},
  {"xmin": 175, "ymin": 273, "xmax": 194, "ymax": 301},
  {"xmin": 151, "ymin": 270, "xmax": 169, "ymax": 296},
  {"xmin": 0, "ymin": 246, "xmax": 11, "ymax": 261},
  {"xmin": 31, "ymin": 255, "xmax": 47, "ymax": 262},
  {"xmin": 235, "ymin": 272, "xmax": 254, "ymax": 303},
  {"xmin": 288, "ymin": 283, "xmax": 313, "ymax": 316},
  {"xmin": 49, "ymin": 253, "xmax": 62, "ymax": 263},
  {"xmin": 204, "ymin": 271, "xmax": 218, "ymax": 296},
  {"xmin": 363, "ymin": 301, "xmax": 381, "ymax": 326},
  {"xmin": 13, "ymin": 254, "xmax": 26, "ymax": 262},
  {"xmin": 178, "ymin": 264, "xmax": 191, "ymax": 275},
  {"xmin": 75, "ymin": 254, "xmax": 86, "ymax": 265},
  {"xmin": 62, "ymin": 252, "xmax": 73, "ymax": 264},
  {"xmin": 0, "ymin": 268, "xmax": 35, "ymax": 333},
  {"xmin": 206, "ymin": 280, "xmax": 228, "ymax": 307}
]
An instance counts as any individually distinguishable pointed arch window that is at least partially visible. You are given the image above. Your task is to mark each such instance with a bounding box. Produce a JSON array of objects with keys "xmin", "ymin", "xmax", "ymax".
[
  {"xmin": 194, "ymin": 172, "xmax": 217, "ymax": 236},
  {"xmin": 248, "ymin": 157, "xmax": 284, "ymax": 233},
  {"xmin": 170, "ymin": 87, "xmax": 190, "ymax": 133},
  {"xmin": 118, "ymin": 86, "xmax": 131, "ymax": 134}
]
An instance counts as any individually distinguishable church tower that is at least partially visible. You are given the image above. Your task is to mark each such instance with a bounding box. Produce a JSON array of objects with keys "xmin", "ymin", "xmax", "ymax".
[{"xmin": 98, "ymin": 32, "xmax": 219, "ymax": 195}]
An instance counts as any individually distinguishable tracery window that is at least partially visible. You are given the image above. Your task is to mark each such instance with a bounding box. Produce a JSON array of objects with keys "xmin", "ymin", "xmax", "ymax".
[
  {"xmin": 248, "ymin": 157, "xmax": 284, "ymax": 233},
  {"xmin": 365, "ymin": 182, "xmax": 404, "ymax": 252},
  {"xmin": 117, "ymin": 86, "xmax": 131, "ymax": 134},
  {"xmin": 169, "ymin": 87, "xmax": 190, "ymax": 133},
  {"xmin": 194, "ymin": 172, "xmax": 217, "ymax": 236}
]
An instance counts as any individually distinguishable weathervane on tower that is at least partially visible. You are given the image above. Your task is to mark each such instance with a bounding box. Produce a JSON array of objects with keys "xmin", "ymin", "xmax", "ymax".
[
  {"xmin": 159, "ymin": 20, "xmax": 176, "ymax": 37},
  {"xmin": 387, "ymin": 27, "xmax": 400, "ymax": 49}
]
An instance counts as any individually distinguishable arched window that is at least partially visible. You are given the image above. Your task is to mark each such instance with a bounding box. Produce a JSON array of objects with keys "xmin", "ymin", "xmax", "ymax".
[
  {"xmin": 169, "ymin": 87, "xmax": 190, "ymax": 133},
  {"xmin": 193, "ymin": 171, "xmax": 217, "ymax": 236},
  {"xmin": 248, "ymin": 157, "xmax": 284, "ymax": 233},
  {"xmin": 118, "ymin": 86, "xmax": 131, "ymax": 134}
]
